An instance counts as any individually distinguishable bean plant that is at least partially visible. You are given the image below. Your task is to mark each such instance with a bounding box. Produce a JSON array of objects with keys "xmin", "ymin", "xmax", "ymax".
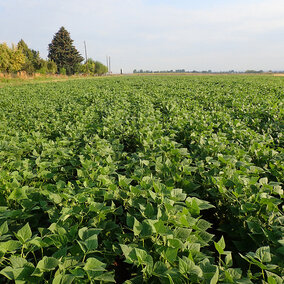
[{"xmin": 0, "ymin": 75, "xmax": 283, "ymax": 283}]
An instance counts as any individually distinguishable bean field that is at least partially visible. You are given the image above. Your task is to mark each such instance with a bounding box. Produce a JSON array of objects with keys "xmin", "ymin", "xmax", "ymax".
[{"xmin": 0, "ymin": 75, "xmax": 283, "ymax": 283}]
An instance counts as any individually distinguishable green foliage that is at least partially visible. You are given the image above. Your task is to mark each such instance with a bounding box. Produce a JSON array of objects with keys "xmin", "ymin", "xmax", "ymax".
[
  {"xmin": 0, "ymin": 43, "xmax": 25, "ymax": 73},
  {"xmin": 59, "ymin": 67, "xmax": 66, "ymax": 75},
  {"xmin": 94, "ymin": 60, "xmax": 108, "ymax": 75},
  {"xmin": 78, "ymin": 59, "xmax": 107, "ymax": 75},
  {"xmin": 36, "ymin": 59, "xmax": 48, "ymax": 74},
  {"xmin": 17, "ymin": 39, "xmax": 42, "ymax": 74},
  {"xmin": 84, "ymin": 58, "xmax": 96, "ymax": 74},
  {"xmin": 48, "ymin": 26, "xmax": 84, "ymax": 75},
  {"xmin": 0, "ymin": 40, "xmax": 57, "ymax": 75},
  {"xmin": 47, "ymin": 59, "xmax": 58, "ymax": 74},
  {"xmin": 0, "ymin": 75, "xmax": 283, "ymax": 283},
  {"xmin": 33, "ymin": 57, "xmax": 57, "ymax": 75}
]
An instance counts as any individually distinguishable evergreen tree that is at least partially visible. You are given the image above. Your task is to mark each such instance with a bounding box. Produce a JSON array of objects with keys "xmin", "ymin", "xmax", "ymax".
[{"xmin": 48, "ymin": 27, "xmax": 84, "ymax": 75}]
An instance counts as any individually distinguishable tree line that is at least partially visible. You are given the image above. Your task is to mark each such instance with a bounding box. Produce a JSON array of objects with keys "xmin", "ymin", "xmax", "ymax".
[{"xmin": 0, "ymin": 27, "xmax": 108, "ymax": 76}]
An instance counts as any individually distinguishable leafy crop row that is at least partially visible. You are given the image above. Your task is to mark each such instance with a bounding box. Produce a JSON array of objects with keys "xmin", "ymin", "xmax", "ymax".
[{"xmin": 0, "ymin": 76, "xmax": 283, "ymax": 283}]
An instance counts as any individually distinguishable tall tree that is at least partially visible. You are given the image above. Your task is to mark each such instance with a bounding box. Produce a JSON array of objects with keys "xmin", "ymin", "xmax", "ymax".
[
  {"xmin": 17, "ymin": 39, "xmax": 41, "ymax": 74},
  {"xmin": 48, "ymin": 27, "xmax": 84, "ymax": 75},
  {"xmin": 0, "ymin": 43, "xmax": 25, "ymax": 73}
]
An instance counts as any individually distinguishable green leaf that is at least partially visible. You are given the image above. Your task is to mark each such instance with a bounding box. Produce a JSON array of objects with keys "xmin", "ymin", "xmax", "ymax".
[
  {"xmin": 36, "ymin": 256, "xmax": 59, "ymax": 271},
  {"xmin": 210, "ymin": 266, "xmax": 219, "ymax": 284},
  {"xmin": 56, "ymin": 180, "xmax": 66, "ymax": 189},
  {"xmin": 0, "ymin": 221, "xmax": 8, "ymax": 236},
  {"xmin": 78, "ymin": 227, "xmax": 101, "ymax": 241},
  {"xmin": 135, "ymin": 248, "xmax": 153, "ymax": 268},
  {"xmin": 52, "ymin": 274, "xmax": 75, "ymax": 284},
  {"xmin": 196, "ymin": 219, "xmax": 212, "ymax": 231},
  {"xmin": 166, "ymin": 270, "xmax": 184, "ymax": 284},
  {"xmin": 70, "ymin": 267, "xmax": 85, "ymax": 278},
  {"xmin": 164, "ymin": 247, "xmax": 178, "ymax": 263},
  {"xmin": 120, "ymin": 244, "xmax": 137, "ymax": 263},
  {"xmin": 214, "ymin": 236, "xmax": 225, "ymax": 255},
  {"xmin": 246, "ymin": 221, "xmax": 263, "ymax": 234},
  {"xmin": 153, "ymin": 220, "xmax": 172, "ymax": 235},
  {"xmin": 144, "ymin": 203, "xmax": 155, "ymax": 218},
  {"xmin": 0, "ymin": 240, "xmax": 21, "ymax": 252},
  {"xmin": 49, "ymin": 193, "xmax": 62, "ymax": 204},
  {"xmin": 85, "ymin": 235, "xmax": 98, "ymax": 251},
  {"xmin": 174, "ymin": 228, "xmax": 192, "ymax": 242},
  {"xmin": 186, "ymin": 197, "xmax": 214, "ymax": 212},
  {"xmin": 78, "ymin": 227, "xmax": 100, "ymax": 252},
  {"xmin": 255, "ymin": 246, "xmax": 271, "ymax": 263},
  {"xmin": 0, "ymin": 266, "xmax": 14, "ymax": 280},
  {"xmin": 8, "ymin": 187, "xmax": 28, "ymax": 200},
  {"xmin": 178, "ymin": 257, "xmax": 202, "ymax": 277},
  {"xmin": 225, "ymin": 252, "xmax": 233, "ymax": 267},
  {"xmin": 171, "ymin": 188, "xmax": 186, "ymax": 201},
  {"xmin": 266, "ymin": 271, "xmax": 283, "ymax": 284},
  {"xmin": 77, "ymin": 241, "xmax": 87, "ymax": 254},
  {"xmin": 16, "ymin": 223, "xmax": 32, "ymax": 243},
  {"xmin": 187, "ymin": 198, "xmax": 200, "ymax": 216},
  {"xmin": 78, "ymin": 227, "xmax": 88, "ymax": 240},
  {"xmin": 133, "ymin": 218, "xmax": 142, "ymax": 236},
  {"xmin": 83, "ymin": 257, "xmax": 106, "ymax": 272},
  {"xmin": 139, "ymin": 221, "xmax": 153, "ymax": 237},
  {"xmin": 29, "ymin": 236, "xmax": 46, "ymax": 248},
  {"xmin": 224, "ymin": 268, "xmax": 242, "ymax": 282},
  {"xmin": 153, "ymin": 261, "xmax": 168, "ymax": 276},
  {"xmin": 168, "ymin": 238, "xmax": 183, "ymax": 249},
  {"xmin": 118, "ymin": 175, "xmax": 132, "ymax": 188},
  {"xmin": 200, "ymin": 259, "xmax": 219, "ymax": 281},
  {"xmin": 10, "ymin": 256, "xmax": 28, "ymax": 268},
  {"xmin": 126, "ymin": 214, "xmax": 134, "ymax": 228},
  {"xmin": 93, "ymin": 271, "xmax": 115, "ymax": 282},
  {"xmin": 267, "ymin": 277, "xmax": 277, "ymax": 284},
  {"xmin": 0, "ymin": 263, "xmax": 34, "ymax": 281},
  {"xmin": 259, "ymin": 177, "xmax": 268, "ymax": 185}
]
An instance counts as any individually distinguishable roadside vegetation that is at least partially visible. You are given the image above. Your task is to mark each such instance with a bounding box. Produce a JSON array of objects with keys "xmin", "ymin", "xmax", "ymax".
[{"xmin": 0, "ymin": 27, "xmax": 108, "ymax": 78}]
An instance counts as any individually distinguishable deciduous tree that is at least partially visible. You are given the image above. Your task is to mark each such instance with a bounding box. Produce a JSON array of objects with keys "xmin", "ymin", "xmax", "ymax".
[
  {"xmin": 94, "ymin": 61, "xmax": 108, "ymax": 75},
  {"xmin": 17, "ymin": 39, "xmax": 41, "ymax": 74},
  {"xmin": 0, "ymin": 43, "xmax": 25, "ymax": 73}
]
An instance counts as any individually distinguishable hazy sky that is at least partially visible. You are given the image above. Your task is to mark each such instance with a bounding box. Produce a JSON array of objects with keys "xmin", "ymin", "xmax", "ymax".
[{"xmin": 1, "ymin": 0, "xmax": 284, "ymax": 73}]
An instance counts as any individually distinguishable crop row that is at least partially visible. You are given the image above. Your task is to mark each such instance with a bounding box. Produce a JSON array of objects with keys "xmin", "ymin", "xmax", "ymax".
[{"xmin": 0, "ymin": 76, "xmax": 283, "ymax": 283}]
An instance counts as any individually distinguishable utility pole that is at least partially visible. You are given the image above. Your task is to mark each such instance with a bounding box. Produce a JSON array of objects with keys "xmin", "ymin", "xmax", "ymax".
[
  {"xmin": 84, "ymin": 41, "xmax": 88, "ymax": 63},
  {"xmin": 109, "ymin": 56, "xmax": 111, "ymax": 73},
  {"xmin": 106, "ymin": 56, "xmax": 111, "ymax": 73}
]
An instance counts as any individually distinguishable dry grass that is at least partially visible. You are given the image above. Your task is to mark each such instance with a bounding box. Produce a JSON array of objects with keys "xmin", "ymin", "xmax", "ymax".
[
  {"xmin": 0, "ymin": 73, "xmax": 70, "ymax": 88},
  {"xmin": 0, "ymin": 73, "xmax": 110, "ymax": 88},
  {"xmin": 273, "ymin": 74, "xmax": 284, "ymax": 77}
]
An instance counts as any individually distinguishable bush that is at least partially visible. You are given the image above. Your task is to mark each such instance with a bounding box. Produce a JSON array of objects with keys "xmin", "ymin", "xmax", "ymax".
[
  {"xmin": 59, "ymin": 67, "xmax": 66, "ymax": 75},
  {"xmin": 94, "ymin": 61, "xmax": 108, "ymax": 75},
  {"xmin": 47, "ymin": 60, "xmax": 57, "ymax": 74}
]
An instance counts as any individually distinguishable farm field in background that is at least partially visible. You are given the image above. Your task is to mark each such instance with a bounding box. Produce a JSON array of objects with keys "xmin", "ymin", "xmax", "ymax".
[{"xmin": 0, "ymin": 75, "xmax": 283, "ymax": 283}]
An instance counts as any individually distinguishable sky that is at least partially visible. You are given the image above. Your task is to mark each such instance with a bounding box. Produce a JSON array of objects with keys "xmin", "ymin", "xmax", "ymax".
[{"xmin": 1, "ymin": 0, "xmax": 284, "ymax": 73}]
